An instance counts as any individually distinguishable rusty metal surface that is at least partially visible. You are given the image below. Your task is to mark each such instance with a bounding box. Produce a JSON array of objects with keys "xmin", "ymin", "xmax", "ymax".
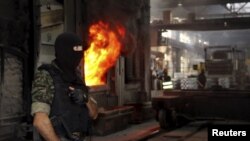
[
  {"xmin": 149, "ymin": 120, "xmax": 250, "ymax": 141},
  {"xmin": 152, "ymin": 90, "xmax": 250, "ymax": 121},
  {"xmin": 91, "ymin": 120, "xmax": 160, "ymax": 141},
  {"xmin": 91, "ymin": 120, "xmax": 250, "ymax": 141},
  {"xmin": 93, "ymin": 106, "xmax": 134, "ymax": 136},
  {"xmin": 149, "ymin": 121, "xmax": 208, "ymax": 141},
  {"xmin": 151, "ymin": 17, "xmax": 250, "ymax": 31}
]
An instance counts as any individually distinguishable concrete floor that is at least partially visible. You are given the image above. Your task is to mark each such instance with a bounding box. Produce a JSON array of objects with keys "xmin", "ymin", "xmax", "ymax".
[
  {"xmin": 86, "ymin": 119, "xmax": 250, "ymax": 141},
  {"xmin": 148, "ymin": 120, "xmax": 250, "ymax": 141},
  {"xmin": 89, "ymin": 120, "xmax": 160, "ymax": 141}
]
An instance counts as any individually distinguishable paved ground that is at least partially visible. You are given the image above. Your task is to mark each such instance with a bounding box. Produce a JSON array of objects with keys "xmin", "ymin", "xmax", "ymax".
[
  {"xmin": 89, "ymin": 120, "xmax": 160, "ymax": 141},
  {"xmin": 87, "ymin": 119, "xmax": 250, "ymax": 141},
  {"xmin": 148, "ymin": 120, "xmax": 250, "ymax": 141},
  {"xmin": 148, "ymin": 121, "xmax": 209, "ymax": 141}
]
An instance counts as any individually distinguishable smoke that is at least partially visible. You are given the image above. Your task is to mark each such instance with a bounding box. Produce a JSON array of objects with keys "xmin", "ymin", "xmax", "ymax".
[
  {"xmin": 150, "ymin": 0, "xmax": 168, "ymax": 20},
  {"xmin": 87, "ymin": 0, "xmax": 143, "ymax": 24},
  {"xmin": 86, "ymin": 0, "xmax": 145, "ymax": 55},
  {"xmin": 150, "ymin": 0, "xmax": 229, "ymax": 21}
]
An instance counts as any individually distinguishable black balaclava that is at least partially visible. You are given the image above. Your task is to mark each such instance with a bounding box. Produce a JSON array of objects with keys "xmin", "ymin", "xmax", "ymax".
[{"xmin": 54, "ymin": 32, "xmax": 83, "ymax": 83}]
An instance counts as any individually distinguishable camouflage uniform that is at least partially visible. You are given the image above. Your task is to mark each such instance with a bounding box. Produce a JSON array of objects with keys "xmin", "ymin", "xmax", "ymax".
[
  {"xmin": 31, "ymin": 65, "xmax": 55, "ymax": 115},
  {"xmin": 32, "ymin": 68, "xmax": 86, "ymax": 140},
  {"xmin": 31, "ymin": 62, "xmax": 84, "ymax": 115}
]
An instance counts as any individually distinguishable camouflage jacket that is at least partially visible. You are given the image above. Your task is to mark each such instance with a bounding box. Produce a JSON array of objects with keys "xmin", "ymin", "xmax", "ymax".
[{"xmin": 31, "ymin": 66, "xmax": 55, "ymax": 116}]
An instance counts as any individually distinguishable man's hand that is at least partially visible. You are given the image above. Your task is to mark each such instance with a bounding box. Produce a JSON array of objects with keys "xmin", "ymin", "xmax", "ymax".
[
  {"xmin": 86, "ymin": 97, "xmax": 98, "ymax": 120},
  {"xmin": 69, "ymin": 86, "xmax": 98, "ymax": 119},
  {"xmin": 68, "ymin": 86, "xmax": 89, "ymax": 105}
]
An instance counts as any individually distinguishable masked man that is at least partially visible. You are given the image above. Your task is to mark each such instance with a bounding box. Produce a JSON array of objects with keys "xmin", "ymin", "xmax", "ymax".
[{"xmin": 31, "ymin": 32, "xmax": 98, "ymax": 141}]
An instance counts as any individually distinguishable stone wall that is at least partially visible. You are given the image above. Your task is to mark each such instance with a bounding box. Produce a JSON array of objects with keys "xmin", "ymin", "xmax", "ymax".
[
  {"xmin": 0, "ymin": 0, "xmax": 39, "ymax": 140},
  {"xmin": 1, "ymin": 53, "xmax": 23, "ymax": 117}
]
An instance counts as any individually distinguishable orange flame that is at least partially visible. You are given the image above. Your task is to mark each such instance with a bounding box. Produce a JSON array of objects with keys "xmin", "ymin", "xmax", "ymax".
[{"xmin": 84, "ymin": 21, "xmax": 125, "ymax": 86}]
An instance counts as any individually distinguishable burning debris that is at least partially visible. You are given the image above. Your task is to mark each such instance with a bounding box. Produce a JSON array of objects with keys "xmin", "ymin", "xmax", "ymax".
[
  {"xmin": 84, "ymin": 21, "xmax": 126, "ymax": 86},
  {"xmin": 82, "ymin": 0, "xmax": 147, "ymax": 86}
]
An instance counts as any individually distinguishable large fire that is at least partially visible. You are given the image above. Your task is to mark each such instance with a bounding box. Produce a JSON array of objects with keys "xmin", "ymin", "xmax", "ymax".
[{"xmin": 84, "ymin": 21, "xmax": 125, "ymax": 86}]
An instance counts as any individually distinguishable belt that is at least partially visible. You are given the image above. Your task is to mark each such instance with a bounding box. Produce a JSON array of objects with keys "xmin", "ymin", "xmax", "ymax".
[
  {"xmin": 71, "ymin": 132, "xmax": 86, "ymax": 141},
  {"xmin": 50, "ymin": 116, "xmax": 86, "ymax": 141},
  {"xmin": 60, "ymin": 137, "xmax": 85, "ymax": 141},
  {"xmin": 59, "ymin": 132, "xmax": 86, "ymax": 141}
]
